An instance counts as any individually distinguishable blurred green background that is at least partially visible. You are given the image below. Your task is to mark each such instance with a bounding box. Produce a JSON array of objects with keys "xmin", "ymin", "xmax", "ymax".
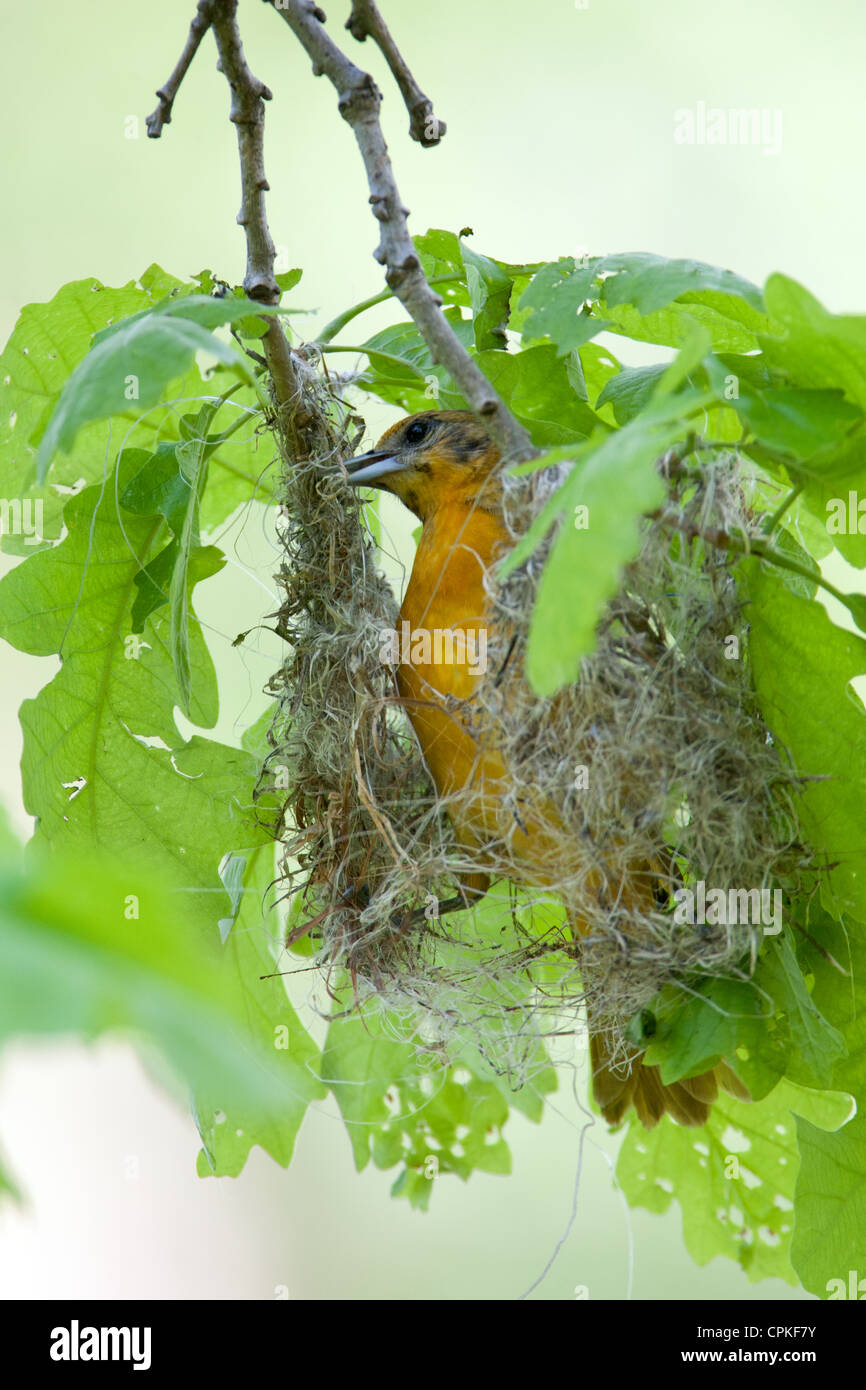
[{"xmin": 2, "ymin": 0, "xmax": 862, "ymax": 1299}]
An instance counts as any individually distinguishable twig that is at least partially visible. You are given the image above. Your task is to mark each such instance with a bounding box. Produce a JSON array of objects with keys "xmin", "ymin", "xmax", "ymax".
[
  {"xmin": 345, "ymin": 0, "xmax": 446, "ymax": 146},
  {"xmin": 763, "ymin": 480, "xmax": 806, "ymax": 534},
  {"xmin": 146, "ymin": 0, "xmax": 216, "ymax": 138},
  {"xmin": 146, "ymin": 0, "xmax": 321, "ymax": 455},
  {"xmin": 210, "ymin": 4, "xmax": 278, "ymax": 305},
  {"xmin": 652, "ymin": 507, "xmax": 861, "ymax": 616},
  {"xmin": 208, "ymin": 0, "xmax": 317, "ymax": 448},
  {"xmin": 263, "ymin": 0, "xmax": 536, "ymax": 464},
  {"xmin": 317, "ymin": 260, "xmax": 545, "ymax": 343},
  {"xmin": 317, "ymin": 273, "xmax": 462, "ymax": 344}
]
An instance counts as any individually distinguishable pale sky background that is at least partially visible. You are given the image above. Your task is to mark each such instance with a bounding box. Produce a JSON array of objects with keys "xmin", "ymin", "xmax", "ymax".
[{"xmin": 2, "ymin": 0, "xmax": 863, "ymax": 1300}]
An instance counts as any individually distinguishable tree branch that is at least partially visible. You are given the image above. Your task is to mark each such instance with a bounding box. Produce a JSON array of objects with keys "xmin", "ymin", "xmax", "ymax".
[
  {"xmin": 146, "ymin": 0, "xmax": 216, "ymax": 138},
  {"xmin": 206, "ymin": 1, "xmax": 317, "ymax": 448},
  {"xmin": 210, "ymin": 2, "xmax": 278, "ymax": 307},
  {"xmin": 345, "ymin": 0, "xmax": 445, "ymax": 147},
  {"xmin": 263, "ymin": 0, "xmax": 535, "ymax": 464}
]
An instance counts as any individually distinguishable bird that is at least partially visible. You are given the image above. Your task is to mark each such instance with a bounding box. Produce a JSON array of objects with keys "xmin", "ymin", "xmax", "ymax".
[{"xmin": 345, "ymin": 408, "xmax": 749, "ymax": 1128}]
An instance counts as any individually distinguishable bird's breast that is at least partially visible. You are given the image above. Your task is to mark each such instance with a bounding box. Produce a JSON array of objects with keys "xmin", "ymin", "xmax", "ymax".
[{"xmin": 393, "ymin": 502, "xmax": 540, "ymax": 859}]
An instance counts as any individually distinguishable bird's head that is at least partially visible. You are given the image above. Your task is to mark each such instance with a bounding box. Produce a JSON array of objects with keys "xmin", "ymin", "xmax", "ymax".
[{"xmin": 345, "ymin": 410, "xmax": 501, "ymax": 522}]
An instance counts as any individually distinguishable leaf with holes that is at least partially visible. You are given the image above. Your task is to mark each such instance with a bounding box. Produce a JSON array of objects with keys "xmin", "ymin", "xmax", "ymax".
[
  {"xmin": 322, "ymin": 998, "xmax": 513, "ymax": 1209},
  {"xmin": 618, "ymin": 1078, "xmax": 851, "ymax": 1283}
]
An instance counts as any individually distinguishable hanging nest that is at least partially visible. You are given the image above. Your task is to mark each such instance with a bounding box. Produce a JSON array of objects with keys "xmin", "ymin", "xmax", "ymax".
[{"xmin": 260, "ymin": 362, "xmax": 812, "ymax": 1087}]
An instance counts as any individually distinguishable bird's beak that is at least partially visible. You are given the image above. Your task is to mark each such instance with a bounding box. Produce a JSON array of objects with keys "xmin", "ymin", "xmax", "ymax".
[{"xmin": 344, "ymin": 449, "xmax": 405, "ymax": 487}]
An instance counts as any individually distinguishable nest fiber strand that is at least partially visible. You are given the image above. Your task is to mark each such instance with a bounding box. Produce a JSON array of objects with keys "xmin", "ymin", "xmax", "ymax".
[{"xmin": 264, "ymin": 384, "xmax": 806, "ymax": 1085}]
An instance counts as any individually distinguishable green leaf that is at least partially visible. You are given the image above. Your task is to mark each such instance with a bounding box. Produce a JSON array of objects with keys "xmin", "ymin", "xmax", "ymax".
[
  {"xmin": 751, "ymin": 934, "xmax": 846, "ymax": 1090},
  {"xmin": 88, "ymin": 293, "xmax": 280, "ymax": 347},
  {"xmin": 802, "ymin": 471, "xmax": 866, "ymax": 569},
  {"xmin": 574, "ymin": 342, "xmax": 622, "ymax": 419},
  {"xmin": 788, "ymin": 907, "xmax": 866, "ymax": 1298},
  {"xmin": 658, "ymin": 322, "xmax": 713, "ymax": 393},
  {"xmin": 642, "ymin": 977, "xmax": 761, "ymax": 1083},
  {"xmin": 596, "ymin": 364, "xmax": 669, "ymax": 425},
  {"xmin": 195, "ymin": 843, "xmax": 325, "ymax": 1178},
  {"xmin": 276, "ymin": 269, "xmax": 303, "ymax": 295},
  {"xmin": 140, "ymin": 263, "xmax": 192, "ymax": 298},
  {"xmin": 524, "ymin": 436, "xmax": 666, "ymax": 693},
  {"xmin": 168, "ymin": 402, "xmax": 222, "ymax": 712},
  {"xmin": 118, "ymin": 398, "xmax": 252, "ymax": 702},
  {"xmin": 357, "ymin": 315, "xmax": 470, "ymax": 412},
  {"xmin": 518, "ymin": 251, "xmax": 767, "ymax": 357},
  {"xmin": 618, "ymin": 1078, "xmax": 849, "ymax": 1284},
  {"xmin": 765, "ymin": 523, "xmax": 820, "ymax": 601},
  {"xmin": 121, "ymin": 444, "xmax": 196, "ymax": 533},
  {"xmin": 640, "ymin": 930, "xmax": 845, "ymax": 1105},
  {"xmin": 413, "ymin": 228, "xmax": 472, "ymax": 309},
  {"xmin": 0, "ymin": 474, "xmax": 260, "ymax": 939},
  {"xmin": 0, "ymin": 272, "xmax": 194, "ymax": 541},
  {"xmin": 744, "ymin": 562, "xmax": 866, "ymax": 920},
  {"xmin": 475, "ymin": 344, "xmax": 607, "ymax": 446},
  {"xmin": 792, "ymin": 1109, "xmax": 866, "ymax": 1298},
  {"xmin": 761, "ymin": 275, "xmax": 866, "ymax": 411},
  {"xmin": 37, "ymin": 307, "xmax": 259, "ymax": 479},
  {"xmin": 593, "ymin": 325, "xmax": 710, "ymax": 427},
  {"xmin": 120, "ymin": 443, "xmax": 224, "ymax": 634},
  {"xmin": 732, "ymin": 386, "xmax": 863, "ymax": 460},
  {"xmin": 508, "ymin": 391, "xmax": 711, "ymax": 694},
  {"xmin": 322, "ymin": 999, "xmax": 513, "ymax": 1207},
  {"xmin": 0, "ymin": 264, "xmax": 263, "ymax": 536},
  {"xmin": 518, "ymin": 258, "xmax": 607, "ymax": 355},
  {"xmin": 116, "ymin": 395, "xmax": 273, "ymax": 537},
  {"xmin": 598, "ymin": 252, "xmax": 765, "ymax": 316},
  {"xmin": 129, "ymin": 541, "xmax": 225, "ymax": 633},
  {"xmin": 0, "ymin": 1145, "xmax": 21, "ymax": 1205},
  {"xmin": 0, "ymin": 848, "xmax": 300, "ymax": 1114},
  {"xmin": 321, "ymin": 1005, "xmax": 413, "ymax": 1172},
  {"xmin": 460, "ymin": 241, "xmax": 512, "ymax": 351},
  {"xmin": 196, "ymin": 406, "xmax": 277, "ymax": 529},
  {"xmin": 602, "ymin": 298, "xmax": 762, "ymax": 352},
  {"xmin": 773, "ymin": 489, "xmax": 835, "ymax": 563}
]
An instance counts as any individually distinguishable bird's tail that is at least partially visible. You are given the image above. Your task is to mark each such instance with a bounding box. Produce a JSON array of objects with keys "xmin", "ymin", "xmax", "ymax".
[{"xmin": 589, "ymin": 1031, "xmax": 750, "ymax": 1129}]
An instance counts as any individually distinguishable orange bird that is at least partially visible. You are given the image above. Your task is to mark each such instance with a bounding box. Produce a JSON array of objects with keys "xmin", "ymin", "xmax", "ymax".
[{"xmin": 346, "ymin": 409, "xmax": 748, "ymax": 1128}]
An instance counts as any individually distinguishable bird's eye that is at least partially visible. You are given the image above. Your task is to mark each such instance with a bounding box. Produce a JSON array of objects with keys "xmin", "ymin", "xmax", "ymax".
[{"xmin": 404, "ymin": 419, "xmax": 430, "ymax": 446}]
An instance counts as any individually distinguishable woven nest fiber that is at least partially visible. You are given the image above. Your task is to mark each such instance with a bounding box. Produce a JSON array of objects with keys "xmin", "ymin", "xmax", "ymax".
[{"xmin": 259, "ymin": 368, "xmax": 810, "ymax": 1085}]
